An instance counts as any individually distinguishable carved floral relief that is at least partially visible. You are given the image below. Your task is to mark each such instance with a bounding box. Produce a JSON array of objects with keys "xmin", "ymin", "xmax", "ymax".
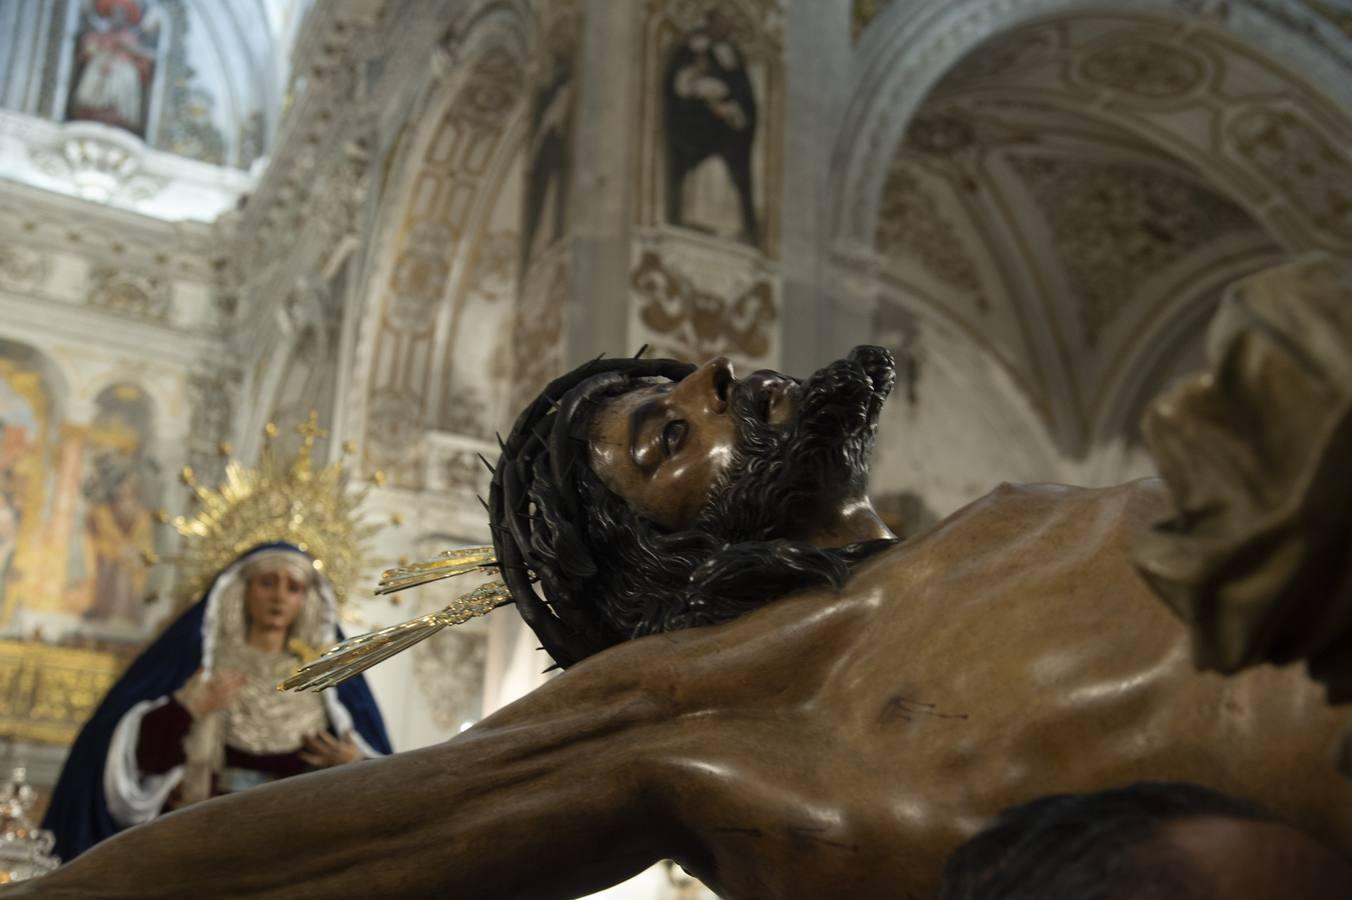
[
  {"xmin": 630, "ymin": 249, "xmax": 776, "ymax": 364},
  {"xmin": 876, "ymin": 161, "xmax": 983, "ymax": 300},
  {"xmin": 1010, "ymin": 154, "xmax": 1253, "ymax": 347}
]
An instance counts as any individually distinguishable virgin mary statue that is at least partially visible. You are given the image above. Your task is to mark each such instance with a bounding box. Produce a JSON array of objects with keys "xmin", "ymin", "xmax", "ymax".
[{"xmin": 42, "ymin": 418, "xmax": 392, "ymax": 861}]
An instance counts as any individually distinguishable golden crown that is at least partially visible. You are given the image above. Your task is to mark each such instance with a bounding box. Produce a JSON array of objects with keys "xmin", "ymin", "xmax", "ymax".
[{"xmin": 171, "ymin": 412, "xmax": 378, "ymax": 607}]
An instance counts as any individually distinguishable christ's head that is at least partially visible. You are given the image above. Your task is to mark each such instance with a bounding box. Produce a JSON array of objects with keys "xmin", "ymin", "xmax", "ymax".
[{"xmin": 489, "ymin": 346, "xmax": 898, "ymax": 667}]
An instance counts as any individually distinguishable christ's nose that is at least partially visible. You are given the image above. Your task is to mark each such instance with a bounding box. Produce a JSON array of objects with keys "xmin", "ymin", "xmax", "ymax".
[{"xmin": 674, "ymin": 357, "xmax": 734, "ymax": 414}]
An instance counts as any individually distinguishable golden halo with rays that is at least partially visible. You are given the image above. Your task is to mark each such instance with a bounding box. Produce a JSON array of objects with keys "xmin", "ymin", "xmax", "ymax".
[{"xmin": 170, "ymin": 412, "xmax": 379, "ymax": 607}]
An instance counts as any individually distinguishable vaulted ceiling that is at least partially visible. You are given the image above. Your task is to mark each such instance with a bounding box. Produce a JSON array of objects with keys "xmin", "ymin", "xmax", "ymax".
[{"xmin": 873, "ymin": 10, "xmax": 1351, "ymax": 458}]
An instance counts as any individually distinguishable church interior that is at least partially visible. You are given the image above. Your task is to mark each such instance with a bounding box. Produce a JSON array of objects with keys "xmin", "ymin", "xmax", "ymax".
[{"xmin": 0, "ymin": 0, "xmax": 1351, "ymax": 896}]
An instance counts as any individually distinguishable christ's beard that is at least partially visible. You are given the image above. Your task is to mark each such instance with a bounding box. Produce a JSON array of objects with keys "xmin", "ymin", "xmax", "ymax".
[{"xmin": 696, "ymin": 346, "xmax": 896, "ymax": 543}]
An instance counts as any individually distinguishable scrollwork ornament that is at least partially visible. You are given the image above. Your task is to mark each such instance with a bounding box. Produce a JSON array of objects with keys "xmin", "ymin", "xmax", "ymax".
[{"xmin": 630, "ymin": 250, "xmax": 777, "ymax": 363}]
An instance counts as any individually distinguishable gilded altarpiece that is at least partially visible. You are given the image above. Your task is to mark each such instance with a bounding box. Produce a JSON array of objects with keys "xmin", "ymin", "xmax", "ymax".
[{"xmin": 0, "ymin": 342, "xmax": 162, "ymax": 746}]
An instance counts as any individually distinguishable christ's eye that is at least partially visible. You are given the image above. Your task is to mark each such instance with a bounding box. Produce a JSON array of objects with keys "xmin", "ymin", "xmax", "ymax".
[{"xmin": 662, "ymin": 420, "xmax": 688, "ymax": 457}]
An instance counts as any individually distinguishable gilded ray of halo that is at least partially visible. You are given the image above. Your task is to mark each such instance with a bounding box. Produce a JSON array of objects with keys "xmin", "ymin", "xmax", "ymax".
[
  {"xmin": 172, "ymin": 412, "xmax": 379, "ymax": 607},
  {"xmin": 281, "ymin": 581, "xmax": 512, "ymax": 692},
  {"xmin": 375, "ymin": 545, "xmax": 498, "ymax": 595}
]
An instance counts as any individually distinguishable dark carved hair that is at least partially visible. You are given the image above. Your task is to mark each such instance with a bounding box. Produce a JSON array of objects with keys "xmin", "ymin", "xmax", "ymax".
[
  {"xmin": 487, "ymin": 350, "xmax": 896, "ymax": 668},
  {"xmin": 936, "ymin": 782, "xmax": 1277, "ymax": 900}
]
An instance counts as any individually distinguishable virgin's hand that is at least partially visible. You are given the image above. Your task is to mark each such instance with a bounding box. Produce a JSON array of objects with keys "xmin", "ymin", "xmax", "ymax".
[
  {"xmin": 174, "ymin": 667, "xmax": 246, "ymax": 718},
  {"xmin": 299, "ymin": 731, "xmax": 362, "ymax": 768}
]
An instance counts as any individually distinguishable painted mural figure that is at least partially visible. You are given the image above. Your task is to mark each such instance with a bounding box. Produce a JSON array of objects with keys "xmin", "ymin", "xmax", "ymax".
[
  {"xmin": 664, "ymin": 12, "xmax": 760, "ymax": 247},
  {"xmin": 81, "ymin": 458, "xmax": 154, "ymax": 625},
  {"xmin": 73, "ymin": 385, "xmax": 160, "ymax": 625},
  {"xmin": 41, "ymin": 544, "xmax": 391, "ymax": 861},
  {"xmin": 0, "ymin": 362, "xmax": 44, "ymax": 611},
  {"xmin": 66, "ymin": 0, "xmax": 162, "ymax": 138}
]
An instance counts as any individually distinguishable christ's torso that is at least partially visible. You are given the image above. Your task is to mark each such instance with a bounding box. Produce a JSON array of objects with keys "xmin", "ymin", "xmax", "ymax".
[{"xmin": 633, "ymin": 479, "xmax": 1352, "ymax": 898}]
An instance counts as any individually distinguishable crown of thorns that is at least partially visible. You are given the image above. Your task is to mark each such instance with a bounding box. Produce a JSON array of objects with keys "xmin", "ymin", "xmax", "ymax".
[{"xmin": 489, "ymin": 354, "xmax": 695, "ymax": 667}]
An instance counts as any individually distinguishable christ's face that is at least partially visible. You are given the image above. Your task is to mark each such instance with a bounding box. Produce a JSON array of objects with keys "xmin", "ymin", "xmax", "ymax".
[
  {"xmin": 588, "ymin": 358, "xmax": 798, "ymax": 531},
  {"xmin": 588, "ymin": 347, "xmax": 893, "ymax": 537}
]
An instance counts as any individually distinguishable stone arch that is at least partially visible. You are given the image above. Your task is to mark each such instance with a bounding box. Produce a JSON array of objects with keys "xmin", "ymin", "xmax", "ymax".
[
  {"xmin": 833, "ymin": 0, "xmax": 1352, "ymax": 250},
  {"xmin": 843, "ymin": 2, "xmax": 1352, "ymax": 465},
  {"xmin": 345, "ymin": 1, "xmax": 536, "ymax": 489}
]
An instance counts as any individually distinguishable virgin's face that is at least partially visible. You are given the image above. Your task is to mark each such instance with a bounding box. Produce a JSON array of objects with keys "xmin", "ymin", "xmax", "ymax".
[{"xmin": 245, "ymin": 566, "xmax": 308, "ymax": 634}]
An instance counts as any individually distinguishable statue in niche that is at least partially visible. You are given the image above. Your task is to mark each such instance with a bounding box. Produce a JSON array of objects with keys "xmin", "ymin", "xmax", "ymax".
[
  {"xmin": 664, "ymin": 11, "xmax": 760, "ymax": 247},
  {"xmin": 65, "ymin": 0, "xmax": 163, "ymax": 139},
  {"xmin": 15, "ymin": 256, "xmax": 1352, "ymax": 898},
  {"xmin": 522, "ymin": 45, "xmax": 574, "ymax": 270}
]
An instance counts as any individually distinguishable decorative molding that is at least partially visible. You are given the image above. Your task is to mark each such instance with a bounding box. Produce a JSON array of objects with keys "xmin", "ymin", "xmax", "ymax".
[
  {"xmin": 1075, "ymin": 39, "xmax": 1207, "ymax": 98},
  {"xmin": 0, "ymin": 177, "xmax": 225, "ymax": 284},
  {"xmin": 0, "ymin": 111, "xmax": 246, "ymax": 222},
  {"xmin": 28, "ymin": 126, "xmax": 168, "ymax": 205},
  {"xmin": 86, "ymin": 267, "xmax": 172, "ymax": 323},
  {"xmin": 629, "ymin": 246, "xmax": 778, "ymax": 364}
]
